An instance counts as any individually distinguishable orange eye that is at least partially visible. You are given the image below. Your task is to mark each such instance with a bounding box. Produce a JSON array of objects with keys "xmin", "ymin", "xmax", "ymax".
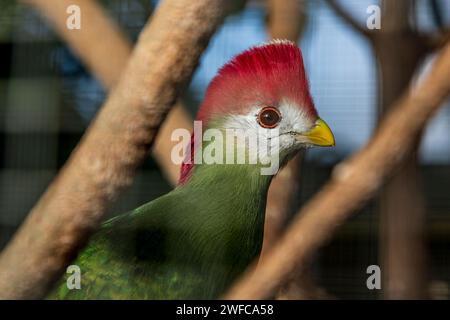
[{"xmin": 257, "ymin": 106, "xmax": 281, "ymax": 128}]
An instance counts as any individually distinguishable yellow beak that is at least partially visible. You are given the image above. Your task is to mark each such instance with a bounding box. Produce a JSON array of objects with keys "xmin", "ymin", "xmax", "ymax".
[{"xmin": 301, "ymin": 118, "xmax": 335, "ymax": 147}]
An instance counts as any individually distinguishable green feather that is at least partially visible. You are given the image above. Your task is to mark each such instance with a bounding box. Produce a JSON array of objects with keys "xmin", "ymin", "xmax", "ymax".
[{"xmin": 49, "ymin": 161, "xmax": 273, "ymax": 299}]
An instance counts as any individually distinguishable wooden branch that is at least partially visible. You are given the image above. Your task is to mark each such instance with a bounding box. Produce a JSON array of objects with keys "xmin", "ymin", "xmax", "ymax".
[
  {"xmin": 375, "ymin": 0, "xmax": 429, "ymax": 299},
  {"xmin": 152, "ymin": 103, "xmax": 193, "ymax": 183},
  {"xmin": 22, "ymin": 0, "xmax": 193, "ymax": 185},
  {"xmin": 323, "ymin": 0, "xmax": 372, "ymax": 39},
  {"xmin": 0, "ymin": 0, "xmax": 227, "ymax": 299},
  {"xmin": 276, "ymin": 267, "xmax": 332, "ymax": 299},
  {"xmin": 266, "ymin": 0, "xmax": 306, "ymax": 41},
  {"xmin": 425, "ymin": 28, "xmax": 450, "ymax": 52},
  {"xmin": 224, "ymin": 41, "xmax": 450, "ymax": 299},
  {"xmin": 382, "ymin": 0, "xmax": 411, "ymax": 33},
  {"xmin": 379, "ymin": 152, "xmax": 428, "ymax": 298}
]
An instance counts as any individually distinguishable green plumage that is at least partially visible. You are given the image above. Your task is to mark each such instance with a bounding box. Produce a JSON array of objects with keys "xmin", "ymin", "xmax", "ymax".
[{"xmin": 50, "ymin": 162, "xmax": 272, "ymax": 299}]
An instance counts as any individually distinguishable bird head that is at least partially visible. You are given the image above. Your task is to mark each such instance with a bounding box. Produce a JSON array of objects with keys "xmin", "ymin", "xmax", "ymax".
[{"xmin": 180, "ymin": 40, "xmax": 334, "ymax": 183}]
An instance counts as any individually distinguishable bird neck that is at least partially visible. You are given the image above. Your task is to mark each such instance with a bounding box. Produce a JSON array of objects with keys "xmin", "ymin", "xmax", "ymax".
[
  {"xmin": 176, "ymin": 163, "xmax": 273, "ymax": 296},
  {"xmin": 186, "ymin": 162, "xmax": 273, "ymax": 207},
  {"xmin": 180, "ymin": 162, "xmax": 273, "ymax": 256},
  {"xmin": 183, "ymin": 162, "xmax": 273, "ymax": 231},
  {"xmin": 184, "ymin": 164, "xmax": 273, "ymax": 222}
]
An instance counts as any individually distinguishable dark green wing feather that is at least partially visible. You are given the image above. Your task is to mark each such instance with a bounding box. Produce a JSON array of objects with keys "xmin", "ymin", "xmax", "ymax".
[
  {"xmin": 49, "ymin": 191, "xmax": 208, "ymax": 299},
  {"xmin": 49, "ymin": 165, "xmax": 269, "ymax": 300}
]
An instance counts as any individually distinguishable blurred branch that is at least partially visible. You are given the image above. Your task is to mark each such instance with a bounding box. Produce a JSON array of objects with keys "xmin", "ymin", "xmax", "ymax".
[
  {"xmin": 327, "ymin": 0, "xmax": 432, "ymax": 298},
  {"xmin": 323, "ymin": 0, "xmax": 373, "ymax": 39},
  {"xmin": 0, "ymin": 0, "xmax": 227, "ymax": 299},
  {"xmin": 382, "ymin": 0, "xmax": 411, "ymax": 32},
  {"xmin": 152, "ymin": 105, "xmax": 193, "ymax": 183},
  {"xmin": 266, "ymin": 0, "xmax": 306, "ymax": 41},
  {"xmin": 425, "ymin": 28, "xmax": 450, "ymax": 51},
  {"xmin": 22, "ymin": 0, "xmax": 192, "ymax": 185},
  {"xmin": 375, "ymin": 0, "xmax": 428, "ymax": 299},
  {"xmin": 224, "ymin": 41, "xmax": 450, "ymax": 299},
  {"xmin": 277, "ymin": 267, "xmax": 332, "ymax": 300}
]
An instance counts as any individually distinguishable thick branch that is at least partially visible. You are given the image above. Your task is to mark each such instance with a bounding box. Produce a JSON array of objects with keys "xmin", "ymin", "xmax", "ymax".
[
  {"xmin": 425, "ymin": 28, "xmax": 450, "ymax": 52},
  {"xmin": 152, "ymin": 104, "xmax": 193, "ymax": 183},
  {"xmin": 23, "ymin": 0, "xmax": 193, "ymax": 185},
  {"xmin": 225, "ymin": 41, "xmax": 450, "ymax": 299},
  {"xmin": 382, "ymin": 0, "xmax": 411, "ymax": 32},
  {"xmin": 375, "ymin": 0, "xmax": 428, "ymax": 299},
  {"xmin": 324, "ymin": 0, "xmax": 372, "ymax": 39},
  {"xmin": 0, "ymin": 0, "xmax": 227, "ymax": 299},
  {"xmin": 266, "ymin": 0, "xmax": 306, "ymax": 41}
]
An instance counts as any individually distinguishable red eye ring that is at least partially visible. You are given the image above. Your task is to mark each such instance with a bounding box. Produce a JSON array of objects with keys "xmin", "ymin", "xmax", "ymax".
[{"xmin": 257, "ymin": 106, "xmax": 282, "ymax": 129}]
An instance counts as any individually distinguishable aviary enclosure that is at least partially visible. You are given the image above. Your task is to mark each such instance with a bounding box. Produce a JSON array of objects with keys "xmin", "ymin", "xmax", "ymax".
[{"xmin": 0, "ymin": 0, "xmax": 449, "ymax": 301}]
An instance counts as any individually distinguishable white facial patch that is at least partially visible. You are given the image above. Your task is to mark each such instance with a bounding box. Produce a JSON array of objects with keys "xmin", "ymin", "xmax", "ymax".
[{"xmin": 221, "ymin": 100, "xmax": 315, "ymax": 173}]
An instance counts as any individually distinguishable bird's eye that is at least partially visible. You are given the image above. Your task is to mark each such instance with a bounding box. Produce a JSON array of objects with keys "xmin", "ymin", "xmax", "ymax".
[{"xmin": 257, "ymin": 106, "xmax": 282, "ymax": 129}]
